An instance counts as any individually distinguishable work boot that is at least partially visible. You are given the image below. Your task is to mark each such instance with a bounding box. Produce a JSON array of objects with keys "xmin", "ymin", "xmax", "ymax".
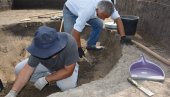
[{"xmin": 86, "ymin": 45, "xmax": 104, "ymax": 51}]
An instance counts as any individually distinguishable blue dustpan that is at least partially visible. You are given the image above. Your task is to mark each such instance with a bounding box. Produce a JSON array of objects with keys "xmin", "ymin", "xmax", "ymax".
[{"xmin": 130, "ymin": 54, "xmax": 165, "ymax": 81}]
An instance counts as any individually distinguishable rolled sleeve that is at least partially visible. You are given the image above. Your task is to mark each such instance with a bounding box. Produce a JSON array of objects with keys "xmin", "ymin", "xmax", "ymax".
[
  {"xmin": 74, "ymin": 18, "xmax": 86, "ymax": 32},
  {"xmin": 74, "ymin": 11, "xmax": 91, "ymax": 32},
  {"xmin": 27, "ymin": 55, "xmax": 40, "ymax": 68},
  {"xmin": 111, "ymin": 8, "xmax": 120, "ymax": 20}
]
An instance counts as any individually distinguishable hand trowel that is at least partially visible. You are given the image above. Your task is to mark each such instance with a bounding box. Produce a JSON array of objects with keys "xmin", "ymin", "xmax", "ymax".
[{"xmin": 127, "ymin": 77, "xmax": 154, "ymax": 96}]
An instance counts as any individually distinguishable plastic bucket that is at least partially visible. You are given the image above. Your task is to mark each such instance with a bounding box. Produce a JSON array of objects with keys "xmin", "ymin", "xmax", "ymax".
[{"xmin": 121, "ymin": 15, "xmax": 139, "ymax": 35}]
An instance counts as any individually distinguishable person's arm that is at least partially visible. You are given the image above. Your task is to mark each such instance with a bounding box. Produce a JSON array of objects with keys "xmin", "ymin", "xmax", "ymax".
[
  {"xmin": 46, "ymin": 64, "xmax": 75, "ymax": 84},
  {"xmin": 12, "ymin": 64, "xmax": 34, "ymax": 93},
  {"xmin": 72, "ymin": 28, "xmax": 85, "ymax": 57},
  {"xmin": 114, "ymin": 17, "xmax": 133, "ymax": 45},
  {"xmin": 114, "ymin": 17, "xmax": 125, "ymax": 37},
  {"xmin": 72, "ymin": 29, "xmax": 81, "ymax": 47},
  {"xmin": 71, "ymin": 11, "xmax": 91, "ymax": 57}
]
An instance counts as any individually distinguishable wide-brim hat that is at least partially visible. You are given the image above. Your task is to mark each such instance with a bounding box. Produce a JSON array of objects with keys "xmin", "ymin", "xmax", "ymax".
[{"xmin": 27, "ymin": 26, "xmax": 68, "ymax": 58}]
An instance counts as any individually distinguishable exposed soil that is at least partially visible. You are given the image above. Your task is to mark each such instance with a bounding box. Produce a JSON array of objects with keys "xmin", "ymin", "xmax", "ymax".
[
  {"xmin": 0, "ymin": 10, "xmax": 169, "ymax": 97},
  {"xmin": 0, "ymin": 10, "xmax": 121, "ymax": 97}
]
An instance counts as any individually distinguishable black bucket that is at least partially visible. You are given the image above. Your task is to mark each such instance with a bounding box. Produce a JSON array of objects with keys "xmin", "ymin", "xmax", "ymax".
[{"xmin": 121, "ymin": 15, "xmax": 139, "ymax": 35}]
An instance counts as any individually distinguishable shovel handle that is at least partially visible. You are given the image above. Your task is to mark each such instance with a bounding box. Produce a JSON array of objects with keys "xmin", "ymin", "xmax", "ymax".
[{"xmin": 132, "ymin": 40, "xmax": 170, "ymax": 66}]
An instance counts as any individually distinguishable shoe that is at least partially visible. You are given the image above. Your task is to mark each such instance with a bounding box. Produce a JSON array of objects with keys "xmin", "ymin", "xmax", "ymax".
[{"xmin": 86, "ymin": 45, "xmax": 104, "ymax": 51}]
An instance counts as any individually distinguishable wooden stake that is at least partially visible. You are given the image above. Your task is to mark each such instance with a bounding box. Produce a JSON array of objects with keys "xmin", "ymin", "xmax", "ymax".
[
  {"xmin": 132, "ymin": 40, "xmax": 170, "ymax": 66},
  {"xmin": 59, "ymin": 18, "xmax": 64, "ymax": 32}
]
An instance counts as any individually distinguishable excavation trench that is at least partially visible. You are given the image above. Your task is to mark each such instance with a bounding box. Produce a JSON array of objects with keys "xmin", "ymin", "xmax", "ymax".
[{"xmin": 0, "ymin": 21, "xmax": 121, "ymax": 97}]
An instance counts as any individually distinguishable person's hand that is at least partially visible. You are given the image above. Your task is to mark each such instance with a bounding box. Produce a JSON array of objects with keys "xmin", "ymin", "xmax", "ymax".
[
  {"xmin": 34, "ymin": 77, "xmax": 48, "ymax": 91},
  {"xmin": 5, "ymin": 90, "xmax": 18, "ymax": 97},
  {"xmin": 78, "ymin": 47, "xmax": 85, "ymax": 58},
  {"xmin": 120, "ymin": 36, "xmax": 133, "ymax": 45}
]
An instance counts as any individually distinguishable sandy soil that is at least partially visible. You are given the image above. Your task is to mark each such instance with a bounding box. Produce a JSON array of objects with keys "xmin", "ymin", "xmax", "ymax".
[
  {"xmin": 49, "ymin": 45, "xmax": 170, "ymax": 97},
  {"xmin": 0, "ymin": 10, "xmax": 169, "ymax": 97}
]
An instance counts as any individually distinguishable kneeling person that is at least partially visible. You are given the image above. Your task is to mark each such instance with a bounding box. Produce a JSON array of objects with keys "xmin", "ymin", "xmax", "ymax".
[{"xmin": 5, "ymin": 26, "xmax": 79, "ymax": 97}]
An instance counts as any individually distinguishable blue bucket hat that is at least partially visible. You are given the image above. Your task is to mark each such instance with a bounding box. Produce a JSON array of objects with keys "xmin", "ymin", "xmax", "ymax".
[{"xmin": 27, "ymin": 26, "xmax": 68, "ymax": 58}]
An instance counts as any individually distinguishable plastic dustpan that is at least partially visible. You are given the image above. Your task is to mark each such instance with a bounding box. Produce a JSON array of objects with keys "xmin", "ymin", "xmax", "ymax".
[{"xmin": 129, "ymin": 54, "xmax": 165, "ymax": 81}]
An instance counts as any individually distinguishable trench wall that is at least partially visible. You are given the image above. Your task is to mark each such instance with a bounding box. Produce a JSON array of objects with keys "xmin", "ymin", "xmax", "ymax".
[
  {"xmin": 0, "ymin": 0, "xmax": 66, "ymax": 10},
  {"xmin": 12, "ymin": 0, "xmax": 66, "ymax": 9},
  {"xmin": 117, "ymin": 0, "xmax": 170, "ymax": 50},
  {"xmin": 0, "ymin": 0, "xmax": 12, "ymax": 11},
  {"xmin": 1, "ymin": 0, "xmax": 170, "ymax": 50}
]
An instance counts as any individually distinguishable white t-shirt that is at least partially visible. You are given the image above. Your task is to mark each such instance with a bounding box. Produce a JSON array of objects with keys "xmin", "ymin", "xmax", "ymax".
[{"xmin": 65, "ymin": 0, "xmax": 120, "ymax": 32}]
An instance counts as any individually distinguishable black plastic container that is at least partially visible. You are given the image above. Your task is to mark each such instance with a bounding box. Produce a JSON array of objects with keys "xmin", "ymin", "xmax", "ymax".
[
  {"xmin": 121, "ymin": 15, "xmax": 139, "ymax": 35},
  {"xmin": 0, "ymin": 79, "xmax": 3, "ymax": 92}
]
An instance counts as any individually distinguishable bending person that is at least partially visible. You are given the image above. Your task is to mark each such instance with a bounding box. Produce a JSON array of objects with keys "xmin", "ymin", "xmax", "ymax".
[
  {"xmin": 5, "ymin": 26, "xmax": 79, "ymax": 97},
  {"xmin": 63, "ymin": 0, "xmax": 133, "ymax": 58}
]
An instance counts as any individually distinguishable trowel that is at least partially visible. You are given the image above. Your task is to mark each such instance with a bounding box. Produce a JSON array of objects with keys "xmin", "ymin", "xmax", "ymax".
[{"xmin": 127, "ymin": 77, "xmax": 154, "ymax": 96}]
